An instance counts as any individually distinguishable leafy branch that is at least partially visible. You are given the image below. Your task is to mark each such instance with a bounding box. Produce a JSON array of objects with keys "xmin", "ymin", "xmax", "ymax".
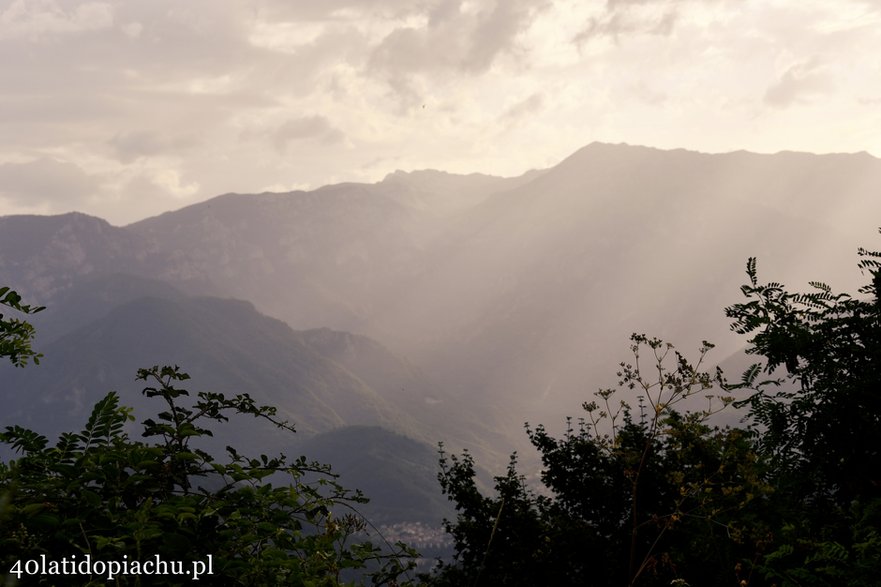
[{"xmin": 0, "ymin": 286, "xmax": 44, "ymax": 367}]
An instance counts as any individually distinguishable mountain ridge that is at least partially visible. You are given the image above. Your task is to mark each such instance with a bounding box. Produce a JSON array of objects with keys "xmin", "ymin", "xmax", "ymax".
[{"xmin": 5, "ymin": 142, "xmax": 881, "ymax": 464}]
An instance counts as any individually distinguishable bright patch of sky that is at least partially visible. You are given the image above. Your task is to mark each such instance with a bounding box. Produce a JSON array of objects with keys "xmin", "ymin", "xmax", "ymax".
[{"xmin": 0, "ymin": 0, "xmax": 878, "ymax": 225}]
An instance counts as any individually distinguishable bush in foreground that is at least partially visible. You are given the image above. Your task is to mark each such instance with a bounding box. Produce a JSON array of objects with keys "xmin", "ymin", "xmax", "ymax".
[{"xmin": 1, "ymin": 356, "xmax": 417, "ymax": 585}]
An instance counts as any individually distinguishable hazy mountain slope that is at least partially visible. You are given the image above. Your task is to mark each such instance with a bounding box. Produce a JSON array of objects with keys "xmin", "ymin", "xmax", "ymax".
[
  {"xmin": 378, "ymin": 168, "xmax": 546, "ymax": 219},
  {"xmin": 298, "ymin": 327, "xmax": 514, "ymax": 463},
  {"xmin": 364, "ymin": 143, "xmax": 881, "ymax": 430},
  {"xmin": 0, "ymin": 212, "xmax": 146, "ymax": 301},
  {"xmin": 302, "ymin": 425, "xmax": 452, "ymax": 525},
  {"xmin": 1, "ymin": 284, "xmax": 461, "ymax": 526},
  {"xmin": 124, "ymin": 186, "xmax": 432, "ymax": 332},
  {"xmin": 121, "ymin": 171, "xmax": 538, "ymax": 335},
  {"xmin": 0, "ymin": 294, "xmax": 421, "ymax": 447},
  {"xmin": 4, "ymin": 142, "xmax": 881, "ymax": 464},
  {"xmin": 299, "ymin": 327, "xmax": 434, "ymax": 419},
  {"xmin": 29, "ymin": 272, "xmax": 185, "ymax": 343}
]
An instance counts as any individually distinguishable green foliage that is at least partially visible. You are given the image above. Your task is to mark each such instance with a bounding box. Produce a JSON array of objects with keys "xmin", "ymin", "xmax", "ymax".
[
  {"xmin": 0, "ymin": 365, "xmax": 418, "ymax": 586},
  {"xmin": 432, "ymin": 335, "xmax": 771, "ymax": 587},
  {"xmin": 722, "ymin": 237, "xmax": 881, "ymax": 584},
  {"xmin": 0, "ymin": 286, "xmax": 44, "ymax": 367},
  {"xmin": 726, "ymin": 246, "xmax": 881, "ymax": 502},
  {"xmin": 750, "ymin": 498, "xmax": 881, "ymax": 587},
  {"xmin": 432, "ymin": 235, "xmax": 881, "ymax": 586}
]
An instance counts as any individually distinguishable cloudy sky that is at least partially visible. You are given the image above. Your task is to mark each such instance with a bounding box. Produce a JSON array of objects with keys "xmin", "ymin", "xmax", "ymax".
[{"xmin": 1, "ymin": 0, "xmax": 879, "ymax": 225}]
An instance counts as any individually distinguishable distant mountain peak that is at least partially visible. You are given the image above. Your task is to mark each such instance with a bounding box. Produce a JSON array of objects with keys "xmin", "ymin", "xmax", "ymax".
[
  {"xmin": 386, "ymin": 167, "xmax": 499, "ymax": 177},
  {"xmin": 0, "ymin": 210, "xmax": 113, "ymax": 227},
  {"xmin": 380, "ymin": 168, "xmax": 505, "ymax": 186}
]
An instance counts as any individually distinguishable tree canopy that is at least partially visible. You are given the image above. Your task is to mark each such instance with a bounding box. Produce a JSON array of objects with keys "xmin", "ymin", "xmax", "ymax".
[
  {"xmin": 432, "ymin": 240, "xmax": 881, "ymax": 586},
  {"xmin": 432, "ymin": 336, "xmax": 770, "ymax": 586}
]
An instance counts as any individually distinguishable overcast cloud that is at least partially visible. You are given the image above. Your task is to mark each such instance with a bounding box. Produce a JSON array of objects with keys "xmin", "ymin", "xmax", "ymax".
[{"xmin": 0, "ymin": 0, "xmax": 879, "ymax": 224}]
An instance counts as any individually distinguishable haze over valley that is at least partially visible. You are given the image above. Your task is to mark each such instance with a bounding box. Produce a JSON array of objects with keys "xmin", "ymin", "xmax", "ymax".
[{"xmin": 4, "ymin": 143, "xmax": 881, "ymax": 501}]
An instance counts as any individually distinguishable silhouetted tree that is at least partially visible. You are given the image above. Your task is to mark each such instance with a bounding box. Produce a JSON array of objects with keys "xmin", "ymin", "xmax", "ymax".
[
  {"xmin": 432, "ymin": 234, "xmax": 881, "ymax": 586},
  {"xmin": 433, "ymin": 336, "xmax": 771, "ymax": 587},
  {"xmin": 0, "ymin": 288, "xmax": 418, "ymax": 586},
  {"xmin": 724, "ymin": 239, "xmax": 881, "ymax": 585}
]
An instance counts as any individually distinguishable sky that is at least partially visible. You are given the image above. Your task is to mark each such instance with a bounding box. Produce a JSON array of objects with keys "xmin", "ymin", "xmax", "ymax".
[{"xmin": 1, "ymin": 0, "xmax": 879, "ymax": 225}]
